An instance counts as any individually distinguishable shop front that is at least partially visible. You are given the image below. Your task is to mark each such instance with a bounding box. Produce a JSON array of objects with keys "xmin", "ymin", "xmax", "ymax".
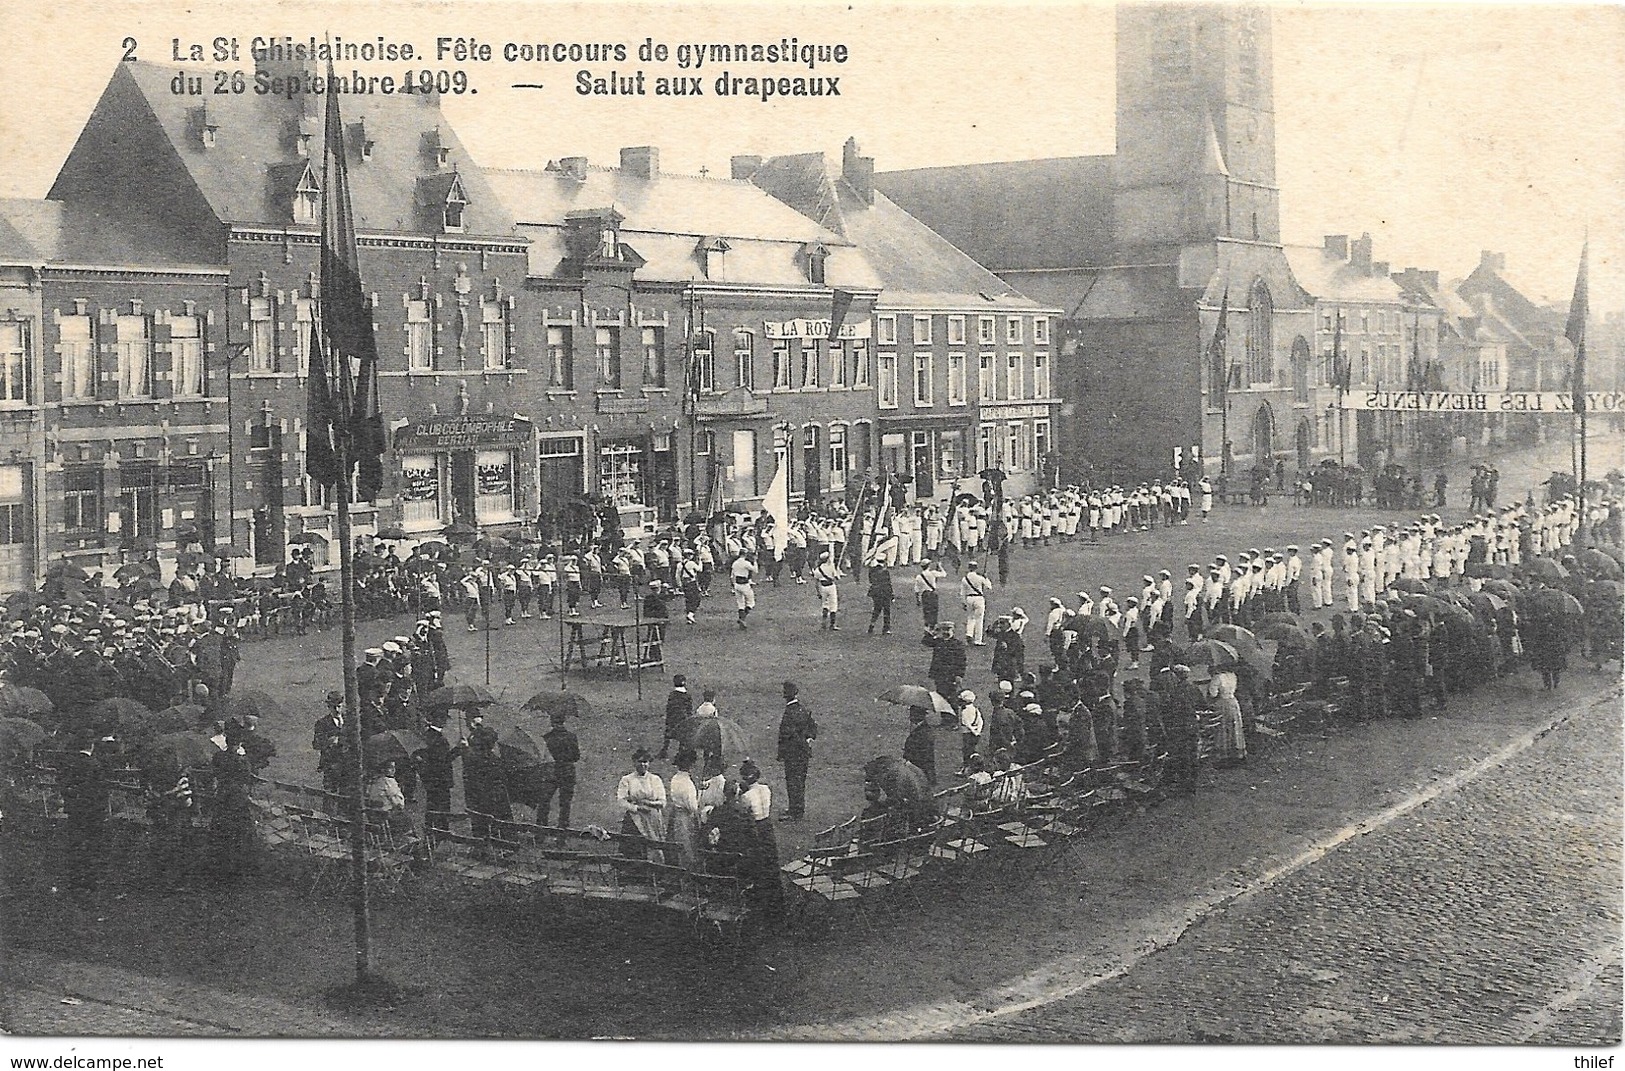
[
  {"xmin": 392, "ymin": 415, "xmax": 535, "ymax": 534},
  {"xmin": 877, "ymin": 420, "xmax": 973, "ymax": 502},
  {"xmin": 597, "ymin": 431, "xmax": 678, "ymax": 536}
]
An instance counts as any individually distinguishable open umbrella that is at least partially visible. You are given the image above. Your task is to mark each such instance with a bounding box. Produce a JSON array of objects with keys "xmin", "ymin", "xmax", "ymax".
[
  {"xmin": 1464, "ymin": 591, "xmax": 1508, "ymax": 617},
  {"xmin": 863, "ymin": 755, "xmax": 931, "ymax": 803},
  {"xmin": 1389, "ymin": 577, "xmax": 1432, "ymax": 594},
  {"xmin": 1524, "ymin": 557, "xmax": 1569, "ymax": 582},
  {"xmin": 89, "ymin": 697, "xmax": 154, "ymax": 739},
  {"xmin": 1181, "ymin": 638, "xmax": 1239, "ymax": 668},
  {"xmin": 1464, "ymin": 562, "xmax": 1511, "ymax": 579},
  {"xmin": 5, "ymin": 590, "xmax": 46, "ymax": 614},
  {"xmin": 1576, "ymin": 549, "xmax": 1622, "ymax": 579},
  {"xmin": 678, "ymin": 715, "xmax": 748, "ymax": 759},
  {"xmin": 44, "ymin": 561, "xmax": 91, "ymax": 581},
  {"xmin": 521, "ymin": 690, "xmax": 593, "ymax": 719},
  {"xmin": 1583, "ymin": 579, "xmax": 1623, "ymax": 604},
  {"xmin": 427, "ymin": 683, "xmax": 497, "ymax": 711},
  {"xmin": 363, "ymin": 729, "xmax": 422, "ymax": 767},
  {"xmin": 1206, "ymin": 624, "xmax": 1260, "ymax": 652},
  {"xmin": 155, "ymin": 703, "xmax": 209, "ymax": 732},
  {"xmin": 375, "ymin": 526, "xmax": 409, "ymax": 541},
  {"xmin": 1597, "ymin": 544, "xmax": 1624, "ymax": 566},
  {"xmin": 445, "ymin": 521, "xmax": 479, "ymax": 539},
  {"xmin": 1257, "ymin": 611, "xmax": 1302, "ymax": 628},
  {"xmin": 0, "ymin": 684, "xmax": 53, "ymax": 719},
  {"xmin": 139, "ymin": 731, "xmax": 219, "ymax": 774},
  {"xmin": 1400, "ymin": 594, "xmax": 1452, "ymax": 617},
  {"xmin": 1259, "ymin": 621, "xmax": 1312, "ymax": 649},
  {"xmin": 114, "ymin": 562, "xmax": 157, "ymax": 584},
  {"xmin": 497, "ymin": 724, "xmax": 552, "ymax": 768},
  {"xmin": 1527, "ymin": 588, "xmax": 1584, "ymax": 617},
  {"xmin": 1071, "ymin": 615, "xmax": 1118, "ymax": 643},
  {"xmin": 877, "ymin": 684, "xmax": 954, "ymax": 714},
  {"xmin": 414, "ymin": 540, "xmax": 450, "ymax": 556},
  {"xmin": 0, "ymin": 716, "xmax": 46, "ymax": 764},
  {"xmin": 220, "ymin": 689, "xmax": 284, "ymax": 725},
  {"xmin": 288, "ymin": 531, "xmax": 329, "ymax": 546}
]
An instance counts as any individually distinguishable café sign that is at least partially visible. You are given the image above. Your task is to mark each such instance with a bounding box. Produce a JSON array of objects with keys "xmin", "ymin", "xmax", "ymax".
[
  {"xmin": 394, "ymin": 415, "xmax": 535, "ymax": 450},
  {"xmin": 1339, "ymin": 390, "xmax": 1625, "ymax": 413},
  {"xmin": 763, "ymin": 317, "xmax": 871, "ymax": 341}
]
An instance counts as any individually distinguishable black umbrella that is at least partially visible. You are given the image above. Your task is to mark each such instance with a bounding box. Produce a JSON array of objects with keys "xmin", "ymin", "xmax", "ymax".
[
  {"xmin": 497, "ymin": 724, "xmax": 552, "ymax": 768},
  {"xmin": 288, "ymin": 531, "xmax": 329, "ymax": 546},
  {"xmin": 427, "ymin": 682, "xmax": 497, "ymax": 710},
  {"xmin": 375, "ymin": 526, "xmax": 409, "ymax": 541},
  {"xmin": 220, "ymin": 689, "xmax": 284, "ymax": 724},
  {"xmin": 521, "ymin": 690, "xmax": 593, "ymax": 719},
  {"xmin": 363, "ymin": 729, "xmax": 422, "ymax": 766}
]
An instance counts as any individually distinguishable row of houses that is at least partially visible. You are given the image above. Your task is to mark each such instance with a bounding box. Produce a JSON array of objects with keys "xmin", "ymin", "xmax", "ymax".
[{"xmin": 0, "ymin": 57, "xmax": 1060, "ymax": 589}]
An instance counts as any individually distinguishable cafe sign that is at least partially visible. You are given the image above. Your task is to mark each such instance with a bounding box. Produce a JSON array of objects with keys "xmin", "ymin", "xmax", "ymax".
[
  {"xmin": 393, "ymin": 415, "xmax": 535, "ymax": 450},
  {"xmin": 763, "ymin": 317, "xmax": 872, "ymax": 341}
]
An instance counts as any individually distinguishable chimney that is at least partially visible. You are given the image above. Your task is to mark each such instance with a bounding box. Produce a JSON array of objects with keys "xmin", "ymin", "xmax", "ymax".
[
  {"xmin": 1422, "ymin": 270, "xmax": 1440, "ymax": 290},
  {"xmin": 1323, "ymin": 234, "xmax": 1349, "ymax": 260},
  {"xmin": 1371, "ymin": 261, "xmax": 1389, "ymax": 279},
  {"xmin": 619, "ymin": 146, "xmax": 659, "ymax": 180},
  {"xmin": 1350, "ymin": 233, "xmax": 1373, "ymax": 274},
  {"xmin": 730, "ymin": 155, "xmax": 762, "ymax": 180},
  {"xmin": 842, "ymin": 136, "xmax": 875, "ymax": 206},
  {"xmin": 1479, "ymin": 250, "xmax": 1506, "ymax": 274},
  {"xmin": 559, "ymin": 156, "xmax": 589, "ymax": 182}
]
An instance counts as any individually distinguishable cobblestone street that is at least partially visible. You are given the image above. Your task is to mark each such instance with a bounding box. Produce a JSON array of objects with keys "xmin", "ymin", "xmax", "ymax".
[{"xmin": 954, "ymin": 689, "xmax": 1623, "ymax": 1044}]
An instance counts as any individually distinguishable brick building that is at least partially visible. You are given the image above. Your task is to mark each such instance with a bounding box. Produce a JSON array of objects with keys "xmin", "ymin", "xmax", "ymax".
[
  {"xmin": 0, "ymin": 197, "xmax": 229, "ymax": 589},
  {"xmin": 48, "ymin": 58, "xmax": 533, "ymax": 566},
  {"xmin": 484, "ymin": 149, "xmax": 882, "ymax": 522},
  {"xmin": 745, "ymin": 140, "xmax": 1061, "ymax": 501}
]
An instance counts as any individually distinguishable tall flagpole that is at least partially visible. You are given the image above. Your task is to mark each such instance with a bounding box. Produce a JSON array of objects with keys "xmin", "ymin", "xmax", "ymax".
[{"xmin": 334, "ymin": 430, "xmax": 372, "ymax": 984}]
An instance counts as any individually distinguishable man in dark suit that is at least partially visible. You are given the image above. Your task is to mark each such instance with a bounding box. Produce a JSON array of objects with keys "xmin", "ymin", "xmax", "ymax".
[
  {"xmin": 924, "ymin": 623, "xmax": 967, "ymax": 725},
  {"xmin": 58, "ymin": 731, "xmax": 111, "ymax": 891},
  {"xmin": 538, "ymin": 711, "xmax": 580, "ymax": 828},
  {"xmin": 658, "ymin": 674, "xmax": 693, "ymax": 760},
  {"xmin": 414, "ymin": 721, "xmax": 462, "ymax": 838},
  {"xmin": 902, "ymin": 706, "xmax": 937, "ymax": 785},
  {"xmin": 775, "ymin": 680, "xmax": 817, "ymax": 821}
]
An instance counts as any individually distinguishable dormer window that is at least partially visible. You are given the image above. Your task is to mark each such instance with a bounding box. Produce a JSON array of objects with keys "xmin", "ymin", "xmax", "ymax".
[
  {"xmin": 194, "ymin": 103, "xmax": 219, "ymax": 150},
  {"xmin": 351, "ymin": 119, "xmax": 374, "ymax": 161},
  {"xmin": 697, "ymin": 236, "xmax": 730, "ymax": 279},
  {"xmin": 800, "ymin": 242, "xmax": 830, "ymax": 285},
  {"xmin": 599, "ymin": 224, "xmax": 618, "ymax": 259},
  {"xmin": 444, "ymin": 192, "xmax": 466, "ymax": 232},
  {"xmin": 292, "ymin": 165, "xmax": 320, "ymax": 224}
]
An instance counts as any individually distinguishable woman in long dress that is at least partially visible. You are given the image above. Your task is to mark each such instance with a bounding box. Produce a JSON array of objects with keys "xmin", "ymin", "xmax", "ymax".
[
  {"xmin": 615, "ymin": 748, "xmax": 667, "ymax": 860},
  {"xmin": 665, "ymin": 748, "xmax": 703, "ymax": 869},
  {"xmin": 1207, "ymin": 666, "xmax": 1247, "ymax": 764}
]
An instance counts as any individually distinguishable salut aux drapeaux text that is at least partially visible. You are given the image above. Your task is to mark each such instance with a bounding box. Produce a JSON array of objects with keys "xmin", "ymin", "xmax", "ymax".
[{"xmin": 575, "ymin": 70, "xmax": 841, "ymax": 99}]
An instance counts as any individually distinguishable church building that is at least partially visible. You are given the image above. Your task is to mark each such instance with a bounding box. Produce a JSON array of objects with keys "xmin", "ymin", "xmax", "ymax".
[{"xmin": 877, "ymin": 4, "xmax": 1315, "ymax": 482}]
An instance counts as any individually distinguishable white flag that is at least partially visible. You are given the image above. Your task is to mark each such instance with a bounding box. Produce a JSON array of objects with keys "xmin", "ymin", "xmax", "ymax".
[{"xmin": 764, "ymin": 458, "xmax": 790, "ymax": 561}]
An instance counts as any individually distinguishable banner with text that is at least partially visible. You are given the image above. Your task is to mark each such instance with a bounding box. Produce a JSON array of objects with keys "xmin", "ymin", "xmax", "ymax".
[{"xmin": 1339, "ymin": 390, "xmax": 1625, "ymax": 414}]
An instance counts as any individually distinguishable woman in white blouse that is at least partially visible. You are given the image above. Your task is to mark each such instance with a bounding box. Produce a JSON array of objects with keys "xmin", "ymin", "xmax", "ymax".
[
  {"xmin": 616, "ymin": 749, "xmax": 668, "ymax": 859},
  {"xmin": 665, "ymin": 749, "xmax": 703, "ymax": 869}
]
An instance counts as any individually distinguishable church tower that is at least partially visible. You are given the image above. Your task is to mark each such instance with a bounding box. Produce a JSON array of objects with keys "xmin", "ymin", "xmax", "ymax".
[{"xmin": 1111, "ymin": 3, "xmax": 1281, "ymax": 258}]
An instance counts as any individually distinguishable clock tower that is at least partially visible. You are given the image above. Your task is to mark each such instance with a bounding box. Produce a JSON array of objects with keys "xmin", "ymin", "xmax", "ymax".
[{"xmin": 1111, "ymin": 3, "xmax": 1281, "ymax": 258}]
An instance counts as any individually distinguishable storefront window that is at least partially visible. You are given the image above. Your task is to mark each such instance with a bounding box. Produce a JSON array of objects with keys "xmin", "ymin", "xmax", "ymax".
[
  {"xmin": 730, "ymin": 429, "xmax": 757, "ymax": 499},
  {"xmin": 598, "ymin": 441, "xmax": 645, "ymax": 508},
  {"xmin": 401, "ymin": 454, "xmax": 443, "ymax": 529},
  {"xmin": 938, "ymin": 429, "xmax": 964, "ymax": 479},
  {"xmin": 475, "ymin": 449, "xmax": 516, "ymax": 522}
]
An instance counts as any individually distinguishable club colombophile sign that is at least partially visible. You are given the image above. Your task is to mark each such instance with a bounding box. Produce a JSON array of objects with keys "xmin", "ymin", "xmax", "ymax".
[{"xmin": 1340, "ymin": 391, "xmax": 1625, "ymax": 413}]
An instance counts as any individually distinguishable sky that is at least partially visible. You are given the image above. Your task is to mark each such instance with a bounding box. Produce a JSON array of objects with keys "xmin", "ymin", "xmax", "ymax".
[{"xmin": 6, "ymin": 0, "xmax": 1622, "ymax": 313}]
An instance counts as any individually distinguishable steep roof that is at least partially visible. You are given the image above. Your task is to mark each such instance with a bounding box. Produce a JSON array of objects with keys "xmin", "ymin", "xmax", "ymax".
[
  {"xmin": 750, "ymin": 151, "xmax": 1045, "ymax": 311},
  {"xmin": 483, "ymin": 165, "xmax": 880, "ymax": 289},
  {"xmin": 1457, "ymin": 259, "xmax": 1564, "ymax": 340},
  {"xmin": 52, "ymin": 61, "xmax": 517, "ymax": 238},
  {"xmin": 875, "ymin": 156, "xmax": 1116, "ymax": 272},
  {"xmin": 0, "ymin": 198, "xmax": 222, "ymax": 270},
  {"xmin": 1283, "ymin": 245, "xmax": 1403, "ymax": 304}
]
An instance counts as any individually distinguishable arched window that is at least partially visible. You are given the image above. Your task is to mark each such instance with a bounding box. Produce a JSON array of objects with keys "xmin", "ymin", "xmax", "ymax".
[
  {"xmin": 1291, "ymin": 336, "xmax": 1311, "ymax": 403},
  {"xmin": 1246, "ymin": 281, "xmax": 1274, "ymax": 385}
]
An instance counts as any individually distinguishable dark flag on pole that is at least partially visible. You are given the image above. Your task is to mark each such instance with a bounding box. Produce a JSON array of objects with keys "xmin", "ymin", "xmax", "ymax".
[
  {"xmin": 1332, "ymin": 312, "xmax": 1350, "ymax": 392},
  {"xmin": 305, "ymin": 320, "xmax": 342, "ymax": 487},
  {"xmin": 1207, "ymin": 286, "xmax": 1230, "ymax": 406},
  {"xmin": 1566, "ymin": 241, "xmax": 1589, "ymax": 414},
  {"xmin": 312, "ymin": 61, "xmax": 385, "ymax": 500}
]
